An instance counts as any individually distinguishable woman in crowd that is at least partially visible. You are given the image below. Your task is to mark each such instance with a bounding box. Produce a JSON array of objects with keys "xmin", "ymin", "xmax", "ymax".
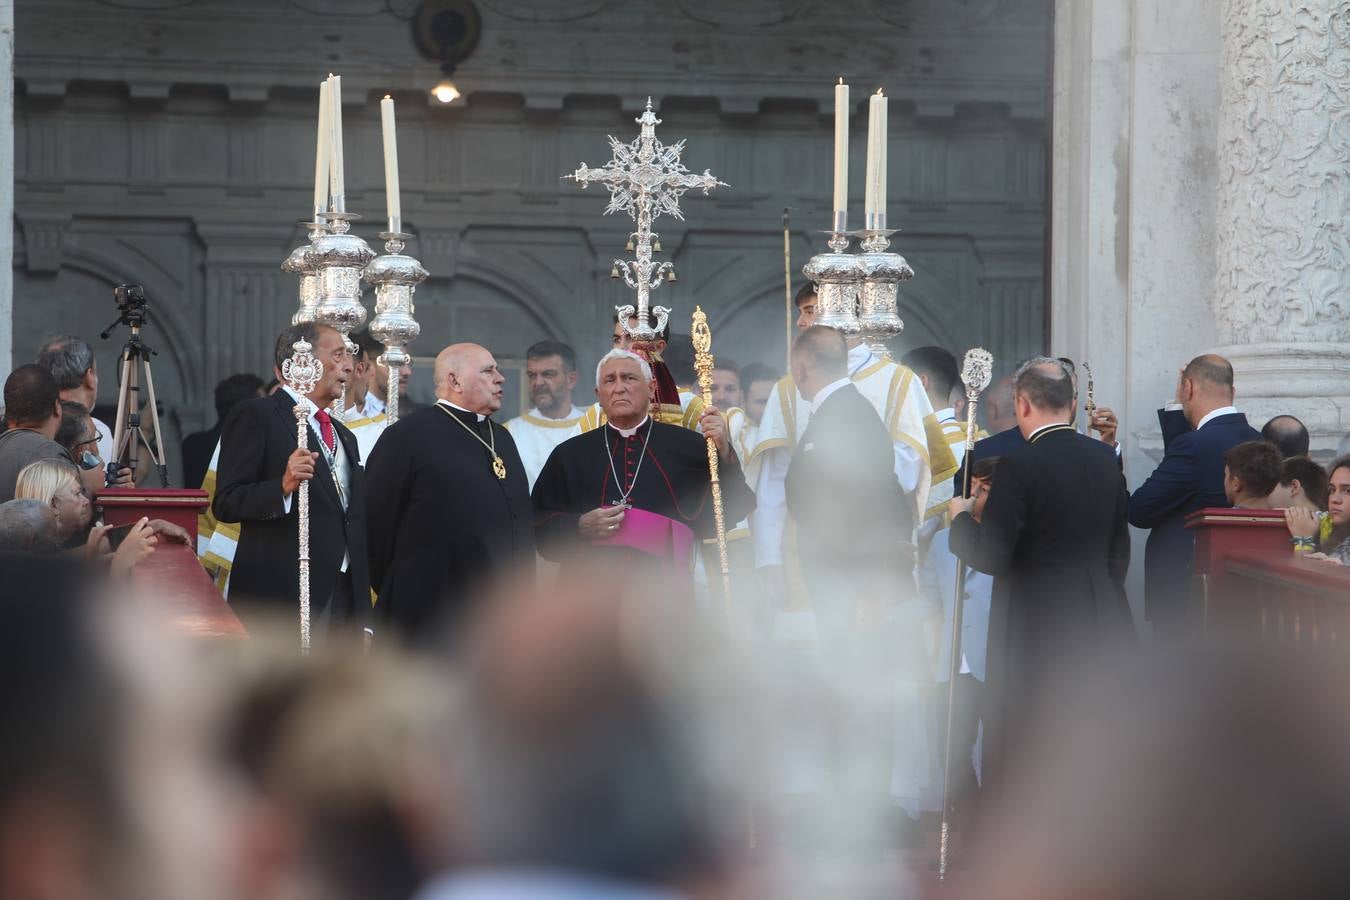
[
  {"xmin": 1284, "ymin": 456, "xmax": 1350, "ymax": 564},
  {"xmin": 14, "ymin": 457, "xmax": 157, "ymax": 572}
]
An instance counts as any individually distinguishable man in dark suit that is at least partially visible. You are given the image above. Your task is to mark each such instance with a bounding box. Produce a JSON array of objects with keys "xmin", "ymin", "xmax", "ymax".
[
  {"xmin": 181, "ymin": 373, "xmax": 265, "ymax": 489},
  {"xmin": 948, "ymin": 358, "xmax": 1133, "ymax": 786},
  {"xmin": 786, "ymin": 325, "xmax": 914, "ymax": 588},
  {"xmin": 213, "ymin": 323, "xmax": 372, "ymax": 642},
  {"xmin": 953, "ymin": 357, "xmax": 1121, "ymax": 493},
  {"xmin": 1128, "ymin": 354, "xmax": 1261, "ymax": 637},
  {"xmin": 783, "ymin": 326, "xmax": 924, "ymax": 818}
]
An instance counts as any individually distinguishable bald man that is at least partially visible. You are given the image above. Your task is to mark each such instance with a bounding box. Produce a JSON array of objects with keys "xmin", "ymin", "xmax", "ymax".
[
  {"xmin": 364, "ymin": 343, "xmax": 535, "ymax": 642},
  {"xmin": 1128, "ymin": 353, "xmax": 1260, "ymax": 637}
]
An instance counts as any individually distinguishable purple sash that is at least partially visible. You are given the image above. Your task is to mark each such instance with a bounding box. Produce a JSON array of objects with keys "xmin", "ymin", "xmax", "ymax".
[{"xmin": 592, "ymin": 507, "xmax": 696, "ymax": 581}]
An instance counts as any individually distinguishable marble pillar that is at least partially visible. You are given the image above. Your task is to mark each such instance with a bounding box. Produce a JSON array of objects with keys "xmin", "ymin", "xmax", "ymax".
[
  {"xmin": 0, "ymin": 0, "xmax": 12, "ymax": 377},
  {"xmin": 1214, "ymin": 0, "xmax": 1350, "ymax": 455}
]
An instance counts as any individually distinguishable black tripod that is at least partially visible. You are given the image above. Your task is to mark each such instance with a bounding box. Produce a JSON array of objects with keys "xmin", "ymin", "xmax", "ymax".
[{"xmin": 100, "ymin": 286, "xmax": 169, "ymax": 488}]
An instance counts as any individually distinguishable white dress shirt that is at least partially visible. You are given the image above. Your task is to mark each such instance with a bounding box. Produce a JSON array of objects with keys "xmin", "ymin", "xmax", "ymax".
[
  {"xmin": 1197, "ymin": 405, "xmax": 1239, "ymax": 430},
  {"xmin": 365, "ymin": 389, "xmax": 387, "ymax": 416}
]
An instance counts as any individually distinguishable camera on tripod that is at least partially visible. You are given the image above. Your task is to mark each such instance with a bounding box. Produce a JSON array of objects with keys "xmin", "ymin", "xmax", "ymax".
[
  {"xmin": 101, "ymin": 283, "xmax": 169, "ymax": 488},
  {"xmin": 113, "ymin": 283, "xmax": 150, "ymax": 326}
]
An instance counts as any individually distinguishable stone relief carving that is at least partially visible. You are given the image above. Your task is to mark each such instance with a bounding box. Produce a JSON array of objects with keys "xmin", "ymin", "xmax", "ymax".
[
  {"xmin": 1215, "ymin": 0, "xmax": 1350, "ymax": 345},
  {"xmin": 671, "ymin": 0, "xmax": 813, "ymax": 27},
  {"xmin": 478, "ymin": 0, "xmax": 609, "ymax": 21},
  {"xmin": 863, "ymin": 0, "xmax": 1004, "ymax": 30}
]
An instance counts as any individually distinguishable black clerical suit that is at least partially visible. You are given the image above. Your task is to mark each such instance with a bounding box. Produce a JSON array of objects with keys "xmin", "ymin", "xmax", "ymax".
[
  {"xmin": 948, "ymin": 422, "xmax": 1134, "ymax": 786},
  {"xmin": 364, "ymin": 402, "xmax": 535, "ymax": 642},
  {"xmin": 212, "ymin": 390, "xmax": 371, "ymax": 637},
  {"xmin": 785, "ymin": 382, "xmax": 915, "ymax": 585},
  {"xmin": 532, "ymin": 416, "xmax": 755, "ymax": 570}
]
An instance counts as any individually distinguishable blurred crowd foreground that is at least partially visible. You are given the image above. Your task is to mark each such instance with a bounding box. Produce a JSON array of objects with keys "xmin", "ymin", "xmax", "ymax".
[{"xmin": 3, "ymin": 552, "xmax": 1350, "ymax": 900}]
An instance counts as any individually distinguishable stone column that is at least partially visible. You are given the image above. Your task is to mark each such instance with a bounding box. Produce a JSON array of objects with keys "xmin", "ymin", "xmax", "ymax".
[
  {"xmin": 0, "ymin": 0, "xmax": 13, "ymax": 376},
  {"xmin": 1214, "ymin": 0, "xmax": 1350, "ymax": 455}
]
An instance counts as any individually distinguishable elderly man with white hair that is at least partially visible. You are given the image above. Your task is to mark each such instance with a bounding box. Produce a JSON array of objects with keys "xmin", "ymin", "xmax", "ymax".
[
  {"xmin": 365, "ymin": 342, "xmax": 536, "ymax": 643},
  {"xmin": 531, "ymin": 349, "xmax": 754, "ymax": 582}
]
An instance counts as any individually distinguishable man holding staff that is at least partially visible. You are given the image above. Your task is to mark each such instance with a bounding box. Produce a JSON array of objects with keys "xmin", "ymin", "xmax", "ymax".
[
  {"xmin": 213, "ymin": 322, "xmax": 372, "ymax": 641},
  {"xmin": 532, "ymin": 349, "xmax": 754, "ymax": 582}
]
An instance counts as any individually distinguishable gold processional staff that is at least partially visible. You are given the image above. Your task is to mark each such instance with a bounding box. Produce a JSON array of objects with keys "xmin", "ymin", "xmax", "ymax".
[{"xmin": 691, "ymin": 306, "xmax": 733, "ymax": 609}]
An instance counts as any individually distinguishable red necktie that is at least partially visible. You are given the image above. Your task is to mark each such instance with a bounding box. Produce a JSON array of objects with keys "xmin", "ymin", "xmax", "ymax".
[{"xmin": 314, "ymin": 408, "xmax": 336, "ymax": 454}]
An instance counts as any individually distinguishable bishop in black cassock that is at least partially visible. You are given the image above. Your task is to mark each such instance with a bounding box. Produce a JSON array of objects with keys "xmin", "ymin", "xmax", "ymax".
[
  {"xmin": 365, "ymin": 344, "xmax": 535, "ymax": 643},
  {"xmin": 532, "ymin": 349, "xmax": 754, "ymax": 577}
]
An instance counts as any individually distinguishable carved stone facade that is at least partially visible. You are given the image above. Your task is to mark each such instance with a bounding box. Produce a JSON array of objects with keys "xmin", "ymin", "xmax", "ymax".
[
  {"xmin": 1214, "ymin": 0, "xmax": 1350, "ymax": 448},
  {"xmin": 11, "ymin": 0, "xmax": 1050, "ymax": 480}
]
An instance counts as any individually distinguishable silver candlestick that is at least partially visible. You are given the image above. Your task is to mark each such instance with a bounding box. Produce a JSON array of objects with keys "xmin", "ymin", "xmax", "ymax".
[
  {"xmin": 803, "ymin": 217, "xmax": 864, "ymax": 338},
  {"xmin": 281, "ymin": 338, "xmax": 324, "ymax": 655},
  {"xmin": 311, "ymin": 211, "xmax": 375, "ymax": 352},
  {"xmin": 363, "ymin": 232, "xmax": 427, "ymax": 425},
  {"xmin": 855, "ymin": 225, "xmax": 912, "ymax": 359},
  {"xmin": 281, "ymin": 220, "xmax": 329, "ymax": 326},
  {"xmin": 567, "ymin": 97, "xmax": 726, "ymax": 341},
  {"xmin": 312, "ymin": 212, "xmax": 373, "ymax": 415}
]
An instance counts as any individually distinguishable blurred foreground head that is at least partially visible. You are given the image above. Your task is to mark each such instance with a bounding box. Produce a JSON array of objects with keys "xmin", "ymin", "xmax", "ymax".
[
  {"xmin": 976, "ymin": 649, "xmax": 1350, "ymax": 900},
  {"xmin": 220, "ymin": 624, "xmax": 453, "ymax": 900},
  {"xmin": 435, "ymin": 570, "xmax": 749, "ymax": 893},
  {"xmin": 0, "ymin": 555, "xmax": 240, "ymax": 900}
]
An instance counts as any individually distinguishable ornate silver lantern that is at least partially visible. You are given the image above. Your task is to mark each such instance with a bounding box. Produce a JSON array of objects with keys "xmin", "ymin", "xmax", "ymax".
[{"xmin": 363, "ymin": 232, "xmax": 427, "ymax": 425}]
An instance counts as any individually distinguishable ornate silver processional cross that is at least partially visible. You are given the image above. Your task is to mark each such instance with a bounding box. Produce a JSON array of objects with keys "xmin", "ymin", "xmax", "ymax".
[{"xmin": 566, "ymin": 98, "xmax": 726, "ymax": 341}]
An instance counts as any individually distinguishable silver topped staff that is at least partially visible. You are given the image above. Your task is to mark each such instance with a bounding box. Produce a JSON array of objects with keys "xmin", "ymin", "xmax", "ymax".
[
  {"xmin": 282, "ymin": 338, "xmax": 323, "ymax": 654},
  {"xmin": 937, "ymin": 346, "xmax": 994, "ymax": 879}
]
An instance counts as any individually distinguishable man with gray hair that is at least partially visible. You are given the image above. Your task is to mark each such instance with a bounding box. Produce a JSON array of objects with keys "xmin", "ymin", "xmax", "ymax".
[
  {"xmin": 532, "ymin": 348, "xmax": 752, "ymax": 579},
  {"xmin": 37, "ymin": 335, "xmax": 114, "ymax": 466},
  {"xmin": 948, "ymin": 357, "xmax": 1133, "ymax": 793},
  {"xmin": 0, "ymin": 499, "xmax": 61, "ymax": 551},
  {"xmin": 365, "ymin": 342, "xmax": 535, "ymax": 643}
]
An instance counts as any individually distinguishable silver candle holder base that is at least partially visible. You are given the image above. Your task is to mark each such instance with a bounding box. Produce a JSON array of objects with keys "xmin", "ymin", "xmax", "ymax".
[
  {"xmin": 854, "ymin": 228, "xmax": 911, "ymax": 359},
  {"xmin": 363, "ymin": 232, "xmax": 427, "ymax": 426},
  {"xmin": 282, "ymin": 220, "xmax": 329, "ymax": 325},
  {"xmin": 803, "ymin": 230, "xmax": 863, "ymax": 338},
  {"xmin": 312, "ymin": 211, "xmax": 375, "ymax": 350}
]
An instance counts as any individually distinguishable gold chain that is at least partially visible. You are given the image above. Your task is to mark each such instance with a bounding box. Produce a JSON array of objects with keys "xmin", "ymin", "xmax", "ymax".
[{"xmin": 436, "ymin": 403, "xmax": 507, "ymax": 480}]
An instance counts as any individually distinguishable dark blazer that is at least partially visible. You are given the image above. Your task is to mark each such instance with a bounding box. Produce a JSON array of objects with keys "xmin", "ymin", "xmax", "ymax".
[
  {"xmin": 786, "ymin": 383, "xmax": 914, "ymax": 576},
  {"xmin": 181, "ymin": 421, "xmax": 222, "ymax": 490},
  {"xmin": 1127, "ymin": 408, "xmax": 1260, "ymax": 627},
  {"xmin": 953, "ymin": 424, "xmax": 1119, "ymax": 495},
  {"xmin": 212, "ymin": 390, "xmax": 371, "ymax": 635},
  {"xmin": 949, "ymin": 425, "xmax": 1134, "ymax": 778}
]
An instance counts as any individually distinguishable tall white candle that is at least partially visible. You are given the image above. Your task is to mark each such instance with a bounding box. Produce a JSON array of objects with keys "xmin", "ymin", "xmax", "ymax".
[
  {"xmin": 832, "ymin": 78, "xmax": 849, "ymax": 223},
  {"xmin": 329, "ymin": 75, "xmax": 345, "ymax": 213},
  {"xmin": 313, "ymin": 79, "xmax": 331, "ymax": 218},
  {"xmin": 864, "ymin": 89, "xmax": 887, "ymax": 225},
  {"xmin": 380, "ymin": 95, "xmax": 401, "ymax": 234}
]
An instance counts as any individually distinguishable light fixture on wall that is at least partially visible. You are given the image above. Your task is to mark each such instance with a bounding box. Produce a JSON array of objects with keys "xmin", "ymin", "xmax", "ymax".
[{"xmin": 412, "ymin": 0, "xmax": 481, "ymax": 104}]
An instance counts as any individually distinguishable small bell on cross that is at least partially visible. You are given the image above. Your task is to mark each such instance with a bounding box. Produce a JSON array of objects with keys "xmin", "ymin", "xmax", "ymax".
[
  {"xmin": 667, "ymin": 269, "xmax": 677, "ymax": 283},
  {"xmin": 610, "ymin": 263, "xmax": 621, "ymax": 279},
  {"xmin": 652, "ymin": 237, "xmax": 662, "ymax": 253}
]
